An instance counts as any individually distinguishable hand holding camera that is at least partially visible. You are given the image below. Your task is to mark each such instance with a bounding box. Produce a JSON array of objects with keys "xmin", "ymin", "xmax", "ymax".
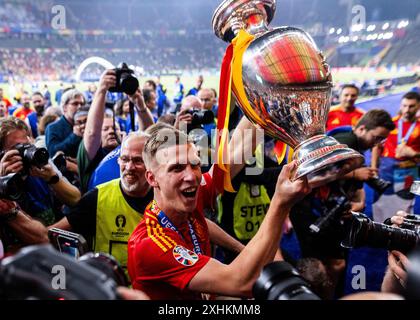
[
  {"xmin": 353, "ymin": 167, "xmax": 378, "ymax": 181},
  {"xmin": 29, "ymin": 163, "xmax": 57, "ymax": 183},
  {"xmin": 98, "ymin": 69, "xmax": 117, "ymax": 94},
  {"xmin": 0, "ymin": 150, "xmax": 24, "ymax": 176},
  {"xmin": 174, "ymin": 109, "xmax": 193, "ymax": 130},
  {"xmin": 108, "ymin": 62, "xmax": 139, "ymax": 95},
  {"xmin": 1, "ymin": 143, "xmax": 49, "ymax": 177}
]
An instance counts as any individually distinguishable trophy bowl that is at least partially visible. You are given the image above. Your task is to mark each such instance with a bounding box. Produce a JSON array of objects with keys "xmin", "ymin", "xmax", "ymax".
[{"xmin": 213, "ymin": 0, "xmax": 364, "ymax": 188}]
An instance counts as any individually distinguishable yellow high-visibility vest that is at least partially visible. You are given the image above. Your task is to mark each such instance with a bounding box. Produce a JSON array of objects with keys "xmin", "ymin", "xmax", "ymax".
[{"xmin": 95, "ymin": 179, "xmax": 143, "ymax": 270}]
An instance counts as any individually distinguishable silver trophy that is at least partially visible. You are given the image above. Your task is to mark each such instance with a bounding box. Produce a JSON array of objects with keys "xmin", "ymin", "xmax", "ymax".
[{"xmin": 213, "ymin": 0, "xmax": 364, "ymax": 187}]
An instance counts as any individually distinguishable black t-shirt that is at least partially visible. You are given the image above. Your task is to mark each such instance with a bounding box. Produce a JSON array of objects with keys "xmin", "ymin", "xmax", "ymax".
[{"xmin": 66, "ymin": 182, "xmax": 153, "ymax": 246}]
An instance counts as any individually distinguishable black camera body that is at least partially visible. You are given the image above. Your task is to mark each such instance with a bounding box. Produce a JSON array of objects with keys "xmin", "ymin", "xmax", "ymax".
[
  {"xmin": 52, "ymin": 153, "xmax": 67, "ymax": 174},
  {"xmin": 366, "ymin": 177, "xmax": 391, "ymax": 195},
  {"xmin": 109, "ymin": 62, "xmax": 139, "ymax": 95},
  {"xmin": 0, "ymin": 245, "xmax": 122, "ymax": 300},
  {"xmin": 187, "ymin": 109, "xmax": 214, "ymax": 127},
  {"xmin": 309, "ymin": 195, "xmax": 351, "ymax": 234},
  {"xmin": 0, "ymin": 173, "xmax": 25, "ymax": 200},
  {"xmin": 15, "ymin": 143, "xmax": 49, "ymax": 169}
]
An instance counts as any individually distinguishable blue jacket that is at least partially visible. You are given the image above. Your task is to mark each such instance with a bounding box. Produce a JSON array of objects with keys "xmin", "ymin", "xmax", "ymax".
[{"xmin": 45, "ymin": 115, "xmax": 82, "ymax": 158}]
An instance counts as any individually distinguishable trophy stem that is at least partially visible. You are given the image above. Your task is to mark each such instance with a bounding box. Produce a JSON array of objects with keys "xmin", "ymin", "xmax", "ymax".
[{"xmin": 292, "ymin": 135, "xmax": 364, "ymax": 188}]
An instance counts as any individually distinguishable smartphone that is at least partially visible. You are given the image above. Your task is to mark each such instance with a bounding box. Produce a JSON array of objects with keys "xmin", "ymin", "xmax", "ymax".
[{"xmin": 48, "ymin": 228, "xmax": 88, "ymax": 259}]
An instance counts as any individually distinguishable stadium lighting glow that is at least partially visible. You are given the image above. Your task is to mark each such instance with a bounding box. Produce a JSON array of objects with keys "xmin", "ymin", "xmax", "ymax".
[
  {"xmin": 382, "ymin": 22, "xmax": 390, "ymax": 30},
  {"xmin": 367, "ymin": 25, "xmax": 376, "ymax": 32},
  {"xmin": 351, "ymin": 24, "xmax": 364, "ymax": 32},
  {"xmin": 378, "ymin": 33, "xmax": 384, "ymax": 39},
  {"xmin": 329, "ymin": 27, "xmax": 335, "ymax": 34},
  {"xmin": 383, "ymin": 32, "xmax": 394, "ymax": 40},
  {"xmin": 352, "ymin": 36, "xmax": 359, "ymax": 42},
  {"xmin": 397, "ymin": 20, "xmax": 409, "ymax": 28},
  {"xmin": 338, "ymin": 36, "xmax": 350, "ymax": 43},
  {"xmin": 336, "ymin": 28, "xmax": 342, "ymax": 35}
]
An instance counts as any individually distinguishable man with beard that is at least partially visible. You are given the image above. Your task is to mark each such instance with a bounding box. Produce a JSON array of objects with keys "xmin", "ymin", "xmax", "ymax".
[
  {"xmin": 12, "ymin": 92, "xmax": 34, "ymax": 120},
  {"xmin": 26, "ymin": 92, "xmax": 46, "ymax": 138},
  {"xmin": 77, "ymin": 69, "xmax": 154, "ymax": 193},
  {"xmin": 127, "ymin": 125, "xmax": 310, "ymax": 299},
  {"xmin": 51, "ymin": 132, "xmax": 153, "ymax": 270},
  {"xmin": 374, "ymin": 92, "xmax": 420, "ymax": 222},
  {"xmin": 326, "ymin": 84, "xmax": 365, "ymax": 131},
  {"xmin": 51, "ymin": 131, "xmax": 244, "ymax": 273}
]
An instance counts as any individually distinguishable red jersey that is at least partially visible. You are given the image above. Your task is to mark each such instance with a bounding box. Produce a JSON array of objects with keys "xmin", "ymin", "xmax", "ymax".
[
  {"xmin": 13, "ymin": 107, "xmax": 34, "ymax": 120},
  {"xmin": 127, "ymin": 172, "xmax": 215, "ymax": 300},
  {"xmin": 2, "ymin": 97, "xmax": 12, "ymax": 108},
  {"xmin": 382, "ymin": 116, "xmax": 420, "ymax": 160},
  {"xmin": 326, "ymin": 106, "xmax": 365, "ymax": 131}
]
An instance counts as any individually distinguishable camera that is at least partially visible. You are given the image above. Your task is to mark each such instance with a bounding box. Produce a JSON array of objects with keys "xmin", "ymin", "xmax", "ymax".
[
  {"xmin": 0, "ymin": 245, "xmax": 127, "ymax": 299},
  {"xmin": 187, "ymin": 109, "xmax": 214, "ymax": 128},
  {"xmin": 366, "ymin": 177, "xmax": 391, "ymax": 195},
  {"xmin": 15, "ymin": 143, "xmax": 49, "ymax": 169},
  {"xmin": 341, "ymin": 212, "xmax": 420, "ymax": 254},
  {"xmin": 309, "ymin": 195, "xmax": 351, "ymax": 234},
  {"xmin": 52, "ymin": 153, "xmax": 67, "ymax": 174},
  {"xmin": 0, "ymin": 173, "xmax": 24, "ymax": 200},
  {"xmin": 109, "ymin": 62, "xmax": 139, "ymax": 95},
  {"xmin": 253, "ymin": 261, "xmax": 320, "ymax": 300}
]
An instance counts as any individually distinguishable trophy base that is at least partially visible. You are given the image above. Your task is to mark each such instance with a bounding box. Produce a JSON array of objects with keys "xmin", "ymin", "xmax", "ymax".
[{"xmin": 292, "ymin": 135, "xmax": 364, "ymax": 188}]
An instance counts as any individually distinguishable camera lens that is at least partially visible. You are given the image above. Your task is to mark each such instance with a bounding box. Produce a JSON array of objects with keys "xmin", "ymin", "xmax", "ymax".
[
  {"xmin": 342, "ymin": 213, "xmax": 420, "ymax": 254},
  {"xmin": 253, "ymin": 261, "xmax": 320, "ymax": 300},
  {"xmin": 29, "ymin": 147, "xmax": 49, "ymax": 167},
  {"xmin": 120, "ymin": 73, "xmax": 139, "ymax": 95},
  {"xmin": 0, "ymin": 173, "xmax": 24, "ymax": 200}
]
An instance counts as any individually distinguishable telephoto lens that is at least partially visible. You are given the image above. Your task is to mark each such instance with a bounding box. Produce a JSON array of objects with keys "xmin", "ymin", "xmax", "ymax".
[
  {"xmin": 253, "ymin": 261, "xmax": 321, "ymax": 300},
  {"xmin": 342, "ymin": 212, "xmax": 420, "ymax": 254}
]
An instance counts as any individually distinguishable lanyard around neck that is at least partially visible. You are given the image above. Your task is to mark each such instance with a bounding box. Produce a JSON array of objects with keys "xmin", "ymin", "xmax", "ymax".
[
  {"xmin": 151, "ymin": 201, "xmax": 202, "ymax": 255},
  {"xmin": 398, "ymin": 118, "xmax": 416, "ymax": 144}
]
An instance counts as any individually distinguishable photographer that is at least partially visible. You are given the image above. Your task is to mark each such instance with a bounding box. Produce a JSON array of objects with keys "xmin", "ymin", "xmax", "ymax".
[
  {"xmin": 289, "ymin": 109, "xmax": 395, "ymax": 294},
  {"xmin": 0, "ymin": 117, "xmax": 81, "ymax": 226},
  {"xmin": 381, "ymin": 211, "xmax": 412, "ymax": 294},
  {"xmin": 77, "ymin": 69, "xmax": 154, "ymax": 193},
  {"xmin": 175, "ymin": 96, "xmax": 215, "ymax": 172}
]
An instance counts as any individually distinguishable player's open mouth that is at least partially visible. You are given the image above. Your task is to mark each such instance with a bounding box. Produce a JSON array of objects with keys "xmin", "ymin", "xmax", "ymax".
[{"xmin": 181, "ymin": 187, "xmax": 197, "ymax": 198}]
